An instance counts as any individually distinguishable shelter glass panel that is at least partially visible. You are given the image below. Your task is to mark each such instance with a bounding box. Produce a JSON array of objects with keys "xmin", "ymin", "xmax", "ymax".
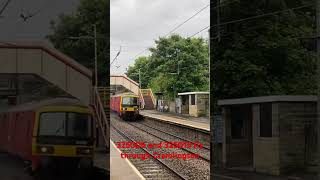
[
  {"xmin": 191, "ymin": 94, "xmax": 195, "ymax": 105},
  {"xmin": 230, "ymin": 105, "xmax": 249, "ymax": 139},
  {"xmin": 259, "ymin": 103, "xmax": 272, "ymax": 137}
]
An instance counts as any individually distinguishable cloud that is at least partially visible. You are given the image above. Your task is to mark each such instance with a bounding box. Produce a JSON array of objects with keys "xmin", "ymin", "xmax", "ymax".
[
  {"xmin": 0, "ymin": 0, "xmax": 79, "ymax": 41},
  {"xmin": 110, "ymin": 0, "xmax": 210, "ymax": 74}
]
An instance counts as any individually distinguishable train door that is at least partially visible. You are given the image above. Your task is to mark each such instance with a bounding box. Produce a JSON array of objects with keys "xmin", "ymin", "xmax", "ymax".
[{"xmin": 7, "ymin": 112, "xmax": 15, "ymax": 153}]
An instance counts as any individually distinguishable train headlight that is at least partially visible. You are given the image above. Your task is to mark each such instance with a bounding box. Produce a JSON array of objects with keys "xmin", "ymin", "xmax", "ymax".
[
  {"xmin": 41, "ymin": 147, "xmax": 47, "ymax": 153},
  {"xmin": 77, "ymin": 148, "xmax": 92, "ymax": 155},
  {"xmin": 122, "ymin": 107, "xmax": 127, "ymax": 111},
  {"xmin": 37, "ymin": 146, "xmax": 54, "ymax": 154}
]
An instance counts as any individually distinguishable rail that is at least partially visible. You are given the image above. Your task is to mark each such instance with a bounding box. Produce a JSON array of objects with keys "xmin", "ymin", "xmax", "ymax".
[
  {"xmin": 92, "ymin": 86, "xmax": 110, "ymax": 148},
  {"xmin": 111, "ymin": 124, "xmax": 187, "ymax": 180}
]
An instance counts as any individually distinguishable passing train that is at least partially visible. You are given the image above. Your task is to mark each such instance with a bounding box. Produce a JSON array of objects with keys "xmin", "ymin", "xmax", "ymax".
[
  {"xmin": 0, "ymin": 98, "xmax": 95, "ymax": 176},
  {"xmin": 110, "ymin": 93, "xmax": 140, "ymax": 120}
]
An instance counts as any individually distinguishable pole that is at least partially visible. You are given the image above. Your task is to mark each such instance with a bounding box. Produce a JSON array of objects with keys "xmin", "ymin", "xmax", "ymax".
[
  {"xmin": 94, "ymin": 24, "xmax": 98, "ymax": 87},
  {"xmin": 139, "ymin": 68, "xmax": 141, "ymax": 89},
  {"xmin": 217, "ymin": 0, "xmax": 221, "ymax": 42},
  {"xmin": 209, "ymin": 27, "xmax": 214, "ymax": 180},
  {"xmin": 211, "ymin": 0, "xmax": 219, "ymax": 178},
  {"xmin": 317, "ymin": 0, "xmax": 320, "ymax": 178}
]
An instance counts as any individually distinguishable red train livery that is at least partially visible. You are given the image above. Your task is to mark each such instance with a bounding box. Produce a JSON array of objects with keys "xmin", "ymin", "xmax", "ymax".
[
  {"xmin": 110, "ymin": 93, "xmax": 140, "ymax": 120},
  {"xmin": 0, "ymin": 98, "xmax": 95, "ymax": 175}
]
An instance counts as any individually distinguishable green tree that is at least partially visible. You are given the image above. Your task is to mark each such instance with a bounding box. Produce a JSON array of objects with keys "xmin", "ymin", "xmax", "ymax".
[
  {"xmin": 47, "ymin": 0, "xmax": 109, "ymax": 86},
  {"xmin": 125, "ymin": 56, "xmax": 151, "ymax": 88},
  {"xmin": 211, "ymin": 0, "xmax": 316, "ymax": 101},
  {"xmin": 127, "ymin": 35, "xmax": 209, "ymax": 99}
]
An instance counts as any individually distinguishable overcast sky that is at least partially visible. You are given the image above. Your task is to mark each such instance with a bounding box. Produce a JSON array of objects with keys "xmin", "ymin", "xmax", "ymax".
[
  {"xmin": 0, "ymin": 0, "xmax": 79, "ymax": 42},
  {"xmin": 110, "ymin": 0, "xmax": 210, "ymax": 75}
]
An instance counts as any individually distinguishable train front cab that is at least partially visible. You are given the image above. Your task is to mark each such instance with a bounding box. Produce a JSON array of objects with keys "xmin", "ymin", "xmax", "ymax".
[
  {"xmin": 119, "ymin": 95, "xmax": 139, "ymax": 121},
  {"xmin": 31, "ymin": 105, "xmax": 95, "ymax": 174}
]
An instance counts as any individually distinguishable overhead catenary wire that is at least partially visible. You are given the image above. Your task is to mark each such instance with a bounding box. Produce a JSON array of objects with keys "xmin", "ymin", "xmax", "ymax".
[
  {"xmin": 189, "ymin": 3, "xmax": 313, "ymax": 38},
  {"xmin": 0, "ymin": 0, "xmax": 12, "ymax": 16},
  {"xmin": 126, "ymin": 1, "xmax": 235, "ymax": 64},
  {"xmin": 163, "ymin": 3, "xmax": 209, "ymax": 37},
  {"xmin": 189, "ymin": 25, "xmax": 210, "ymax": 38},
  {"xmin": 212, "ymin": 3, "xmax": 312, "ymax": 29},
  {"xmin": 127, "ymin": 2, "xmax": 211, "ymax": 64}
]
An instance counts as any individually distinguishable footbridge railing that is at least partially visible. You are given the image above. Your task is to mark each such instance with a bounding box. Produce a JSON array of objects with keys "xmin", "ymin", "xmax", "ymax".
[{"xmin": 92, "ymin": 86, "xmax": 109, "ymax": 149}]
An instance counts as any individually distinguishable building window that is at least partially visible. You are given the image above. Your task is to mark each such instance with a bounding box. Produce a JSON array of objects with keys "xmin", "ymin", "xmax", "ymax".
[
  {"xmin": 191, "ymin": 94, "xmax": 195, "ymax": 105},
  {"xmin": 259, "ymin": 103, "xmax": 272, "ymax": 137},
  {"xmin": 182, "ymin": 96, "xmax": 188, "ymax": 105},
  {"xmin": 230, "ymin": 105, "xmax": 247, "ymax": 139}
]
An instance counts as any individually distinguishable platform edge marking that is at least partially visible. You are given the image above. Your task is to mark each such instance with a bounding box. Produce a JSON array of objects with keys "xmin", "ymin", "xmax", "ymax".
[
  {"xmin": 110, "ymin": 140, "xmax": 146, "ymax": 180},
  {"xmin": 141, "ymin": 113, "xmax": 210, "ymax": 132}
]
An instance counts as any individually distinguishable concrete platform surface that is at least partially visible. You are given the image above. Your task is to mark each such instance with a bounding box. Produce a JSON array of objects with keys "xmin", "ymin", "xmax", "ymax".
[
  {"xmin": 94, "ymin": 149, "xmax": 109, "ymax": 171},
  {"xmin": 140, "ymin": 110, "xmax": 210, "ymax": 132},
  {"xmin": 110, "ymin": 140, "xmax": 144, "ymax": 180},
  {"xmin": 0, "ymin": 153, "xmax": 32, "ymax": 180}
]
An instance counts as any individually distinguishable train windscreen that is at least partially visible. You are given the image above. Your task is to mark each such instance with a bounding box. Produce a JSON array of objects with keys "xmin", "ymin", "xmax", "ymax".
[
  {"xmin": 122, "ymin": 96, "xmax": 138, "ymax": 106},
  {"xmin": 38, "ymin": 112, "xmax": 93, "ymax": 138}
]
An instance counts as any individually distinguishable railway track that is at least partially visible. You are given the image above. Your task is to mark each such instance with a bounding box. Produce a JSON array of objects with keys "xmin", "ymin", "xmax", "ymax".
[
  {"xmin": 133, "ymin": 120, "xmax": 210, "ymax": 150},
  {"xmin": 141, "ymin": 116, "xmax": 210, "ymax": 148},
  {"xmin": 127, "ymin": 121, "xmax": 210, "ymax": 162},
  {"xmin": 111, "ymin": 124, "xmax": 187, "ymax": 180}
]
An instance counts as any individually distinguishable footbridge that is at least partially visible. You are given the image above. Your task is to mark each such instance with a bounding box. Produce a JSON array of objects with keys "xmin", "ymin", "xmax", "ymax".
[
  {"xmin": 110, "ymin": 75, "xmax": 156, "ymax": 109},
  {"xmin": 0, "ymin": 41, "xmax": 109, "ymax": 148}
]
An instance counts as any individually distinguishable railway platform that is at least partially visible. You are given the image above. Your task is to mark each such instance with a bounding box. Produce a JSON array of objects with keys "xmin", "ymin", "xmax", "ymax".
[
  {"xmin": 140, "ymin": 110, "xmax": 210, "ymax": 132},
  {"xmin": 110, "ymin": 140, "xmax": 145, "ymax": 180},
  {"xmin": 94, "ymin": 148, "xmax": 109, "ymax": 171}
]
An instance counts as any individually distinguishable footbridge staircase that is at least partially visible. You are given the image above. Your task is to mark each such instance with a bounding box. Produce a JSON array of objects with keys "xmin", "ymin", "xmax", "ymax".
[{"xmin": 110, "ymin": 75, "xmax": 156, "ymax": 110}]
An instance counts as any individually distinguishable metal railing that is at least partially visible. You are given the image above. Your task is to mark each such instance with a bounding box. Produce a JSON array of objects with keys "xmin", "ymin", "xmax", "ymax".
[
  {"xmin": 138, "ymin": 89, "xmax": 145, "ymax": 109},
  {"xmin": 148, "ymin": 88, "xmax": 156, "ymax": 108},
  {"xmin": 96, "ymin": 86, "xmax": 109, "ymax": 109},
  {"xmin": 92, "ymin": 86, "xmax": 109, "ymax": 148},
  {"xmin": 140, "ymin": 88, "xmax": 156, "ymax": 109}
]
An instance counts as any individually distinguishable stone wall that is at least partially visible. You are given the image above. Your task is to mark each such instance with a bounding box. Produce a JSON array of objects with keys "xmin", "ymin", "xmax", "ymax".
[
  {"xmin": 222, "ymin": 106, "xmax": 253, "ymax": 167},
  {"xmin": 252, "ymin": 104, "xmax": 280, "ymax": 175},
  {"xmin": 169, "ymin": 101, "xmax": 176, "ymax": 113},
  {"xmin": 220, "ymin": 100, "xmax": 317, "ymax": 176},
  {"xmin": 277, "ymin": 102, "xmax": 317, "ymax": 173},
  {"xmin": 197, "ymin": 94, "xmax": 209, "ymax": 117}
]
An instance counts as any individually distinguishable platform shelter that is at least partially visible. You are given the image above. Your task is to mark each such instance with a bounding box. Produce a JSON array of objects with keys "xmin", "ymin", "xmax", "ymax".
[
  {"xmin": 177, "ymin": 92, "xmax": 209, "ymax": 117},
  {"xmin": 217, "ymin": 95, "xmax": 317, "ymax": 175}
]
